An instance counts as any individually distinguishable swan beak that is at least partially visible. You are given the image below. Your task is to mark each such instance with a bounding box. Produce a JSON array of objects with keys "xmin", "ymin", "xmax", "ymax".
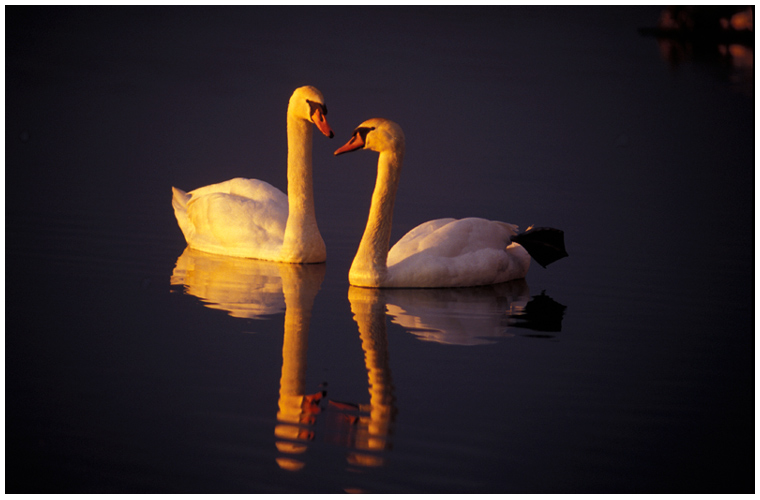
[
  {"xmin": 311, "ymin": 108, "xmax": 334, "ymax": 138},
  {"xmin": 334, "ymin": 133, "xmax": 365, "ymax": 156}
]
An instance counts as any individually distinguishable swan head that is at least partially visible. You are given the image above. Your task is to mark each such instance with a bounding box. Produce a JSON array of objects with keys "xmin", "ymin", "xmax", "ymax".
[
  {"xmin": 289, "ymin": 85, "xmax": 334, "ymax": 138},
  {"xmin": 334, "ymin": 118, "xmax": 405, "ymax": 157}
]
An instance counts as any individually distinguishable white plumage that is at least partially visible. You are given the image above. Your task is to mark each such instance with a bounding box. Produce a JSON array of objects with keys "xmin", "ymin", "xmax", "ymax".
[
  {"xmin": 172, "ymin": 86, "xmax": 333, "ymax": 263},
  {"xmin": 386, "ymin": 217, "xmax": 530, "ymax": 288},
  {"xmin": 334, "ymin": 118, "xmax": 530, "ymax": 288}
]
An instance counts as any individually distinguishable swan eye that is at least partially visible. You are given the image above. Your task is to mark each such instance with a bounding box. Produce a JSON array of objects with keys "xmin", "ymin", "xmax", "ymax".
[
  {"xmin": 356, "ymin": 127, "xmax": 375, "ymax": 142},
  {"xmin": 307, "ymin": 100, "xmax": 327, "ymax": 117}
]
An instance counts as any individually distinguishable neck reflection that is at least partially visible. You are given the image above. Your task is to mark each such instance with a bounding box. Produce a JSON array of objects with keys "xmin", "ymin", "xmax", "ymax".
[
  {"xmin": 274, "ymin": 263, "xmax": 326, "ymax": 471},
  {"xmin": 330, "ymin": 286, "xmax": 397, "ymax": 468},
  {"xmin": 170, "ymin": 247, "xmax": 326, "ymax": 472}
]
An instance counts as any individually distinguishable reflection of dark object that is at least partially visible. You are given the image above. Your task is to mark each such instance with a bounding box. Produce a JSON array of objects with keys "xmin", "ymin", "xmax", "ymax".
[
  {"xmin": 511, "ymin": 291, "xmax": 567, "ymax": 333},
  {"xmin": 511, "ymin": 227, "xmax": 568, "ymax": 268},
  {"xmin": 639, "ymin": 6, "xmax": 754, "ymax": 47},
  {"xmin": 638, "ymin": 6, "xmax": 754, "ymax": 94}
]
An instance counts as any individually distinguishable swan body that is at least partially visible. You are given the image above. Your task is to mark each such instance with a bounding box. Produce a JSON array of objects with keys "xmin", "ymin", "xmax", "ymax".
[
  {"xmin": 334, "ymin": 118, "xmax": 532, "ymax": 288},
  {"xmin": 385, "ymin": 216, "xmax": 531, "ymax": 288},
  {"xmin": 172, "ymin": 86, "xmax": 333, "ymax": 263}
]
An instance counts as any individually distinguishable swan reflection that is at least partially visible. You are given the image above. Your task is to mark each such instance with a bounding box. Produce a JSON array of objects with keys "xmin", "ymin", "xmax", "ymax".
[
  {"xmin": 170, "ymin": 247, "xmax": 326, "ymax": 471},
  {"xmin": 326, "ymin": 286, "xmax": 397, "ymax": 468},
  {"xmin": 169, "ymin": 248, "xmax": 564, "ymax": 475},
  {"xmin": 273, "ymin": 263, "xmax": 326, "ymax": 472},
  {"xmin": 170, "ymin": 247, "xmax": 287, "ymax": 319},
  {"xmin": 381, "ymin": 280, "xmax": 566, "ymax": 345},
  {"xmin": 328, "ymin": 283, "xmax": 566, "ymax": 472}
]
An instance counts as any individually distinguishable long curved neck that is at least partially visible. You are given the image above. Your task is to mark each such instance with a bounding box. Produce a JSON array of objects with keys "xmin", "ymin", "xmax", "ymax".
[
  {"xmin": 280, "ymin": 114, "xmax": 326, "ymax": 263},
  {"xmin": 349, "ymin": 149, "xmax": 404, "ymax": 287}
]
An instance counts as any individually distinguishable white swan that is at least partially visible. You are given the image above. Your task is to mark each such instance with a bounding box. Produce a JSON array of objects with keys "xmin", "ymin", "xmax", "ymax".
[
  {"xmin": 334, "ymin": 118, "xmax": 567, "ymax": 288},
  {"xmin": 172, "ymin": 85, "xmax": 333, "ymax": 263}
]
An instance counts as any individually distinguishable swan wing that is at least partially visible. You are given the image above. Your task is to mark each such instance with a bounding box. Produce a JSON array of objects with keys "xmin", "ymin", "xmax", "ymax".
[
  {"xmin": 175, "ymin": 178, "xmax": 289, "ymax": 260},
  {"xmin": 387, "ymin": 218, "xmax": 529, "ymax": 287},
  {"xmin": 187, "ymin": 177, "xmax": 286, "ymax": 203},
  {"xmin": 388, "ymin": 218, "xmax": 457, "ymax": 257}
]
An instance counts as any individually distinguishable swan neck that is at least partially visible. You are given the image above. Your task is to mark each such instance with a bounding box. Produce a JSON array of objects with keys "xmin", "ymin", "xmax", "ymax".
[
  {"xmin": 350, "ymin": 150, "xmax": 403, "ymax": 287},
  {"xmin": 280, "ymin": 113, "xmax": 326, "ymax": 263},
  {"xmin": 286, "ymin": 114, "xmax": 315, "ymax": 220}
]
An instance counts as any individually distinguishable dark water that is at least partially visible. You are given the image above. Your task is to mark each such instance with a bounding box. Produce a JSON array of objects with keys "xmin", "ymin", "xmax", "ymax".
[{"xmin": 6, "ymin": 6, "xmax": 754, "ymax": 493}]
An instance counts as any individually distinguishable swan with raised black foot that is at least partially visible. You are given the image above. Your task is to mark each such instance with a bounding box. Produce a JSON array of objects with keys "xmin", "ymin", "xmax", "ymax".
[{"xmin": 334, "ymin": 118, "xmax": 567, "ymax": 288}]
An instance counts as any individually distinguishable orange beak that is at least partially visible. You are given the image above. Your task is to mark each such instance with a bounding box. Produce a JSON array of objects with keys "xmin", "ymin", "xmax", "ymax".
[
  {"xmin": 311, "ymin": 107, "xmax": 334, "ymax": 138},
  {"xmin": 334, "ymin": 133, "xmax": 365, "ymax": 156}
]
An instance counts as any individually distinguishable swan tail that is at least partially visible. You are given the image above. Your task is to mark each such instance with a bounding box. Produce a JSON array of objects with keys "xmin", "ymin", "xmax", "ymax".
[
  {"xmin": 172, "ymin": 186, "xmax": 190, "ymax": 211},
  {"xmin": 171, "ymin": 187, "xmax": 195, "ymax": 242}
]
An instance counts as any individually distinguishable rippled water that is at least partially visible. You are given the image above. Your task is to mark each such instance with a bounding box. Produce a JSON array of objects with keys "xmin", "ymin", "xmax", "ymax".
[{"xmin": 6, "ymin": 6, "xmax": 754, "ymax": 493}]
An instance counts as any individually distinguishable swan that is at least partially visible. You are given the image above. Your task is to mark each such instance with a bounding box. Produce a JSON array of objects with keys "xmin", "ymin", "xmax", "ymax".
[
  {"xmin": 334, "ymin": 118, "xmax": 567, "ymax": 288},
  {"xmin": 172, "ymin": 85, "xmax": 334, "ymax": 263}
]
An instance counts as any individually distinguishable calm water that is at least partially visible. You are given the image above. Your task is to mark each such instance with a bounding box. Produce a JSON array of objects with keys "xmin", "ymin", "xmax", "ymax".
[{"xmin": 6, "ymin": 6, "xmax": 754, "ymax": 493}]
